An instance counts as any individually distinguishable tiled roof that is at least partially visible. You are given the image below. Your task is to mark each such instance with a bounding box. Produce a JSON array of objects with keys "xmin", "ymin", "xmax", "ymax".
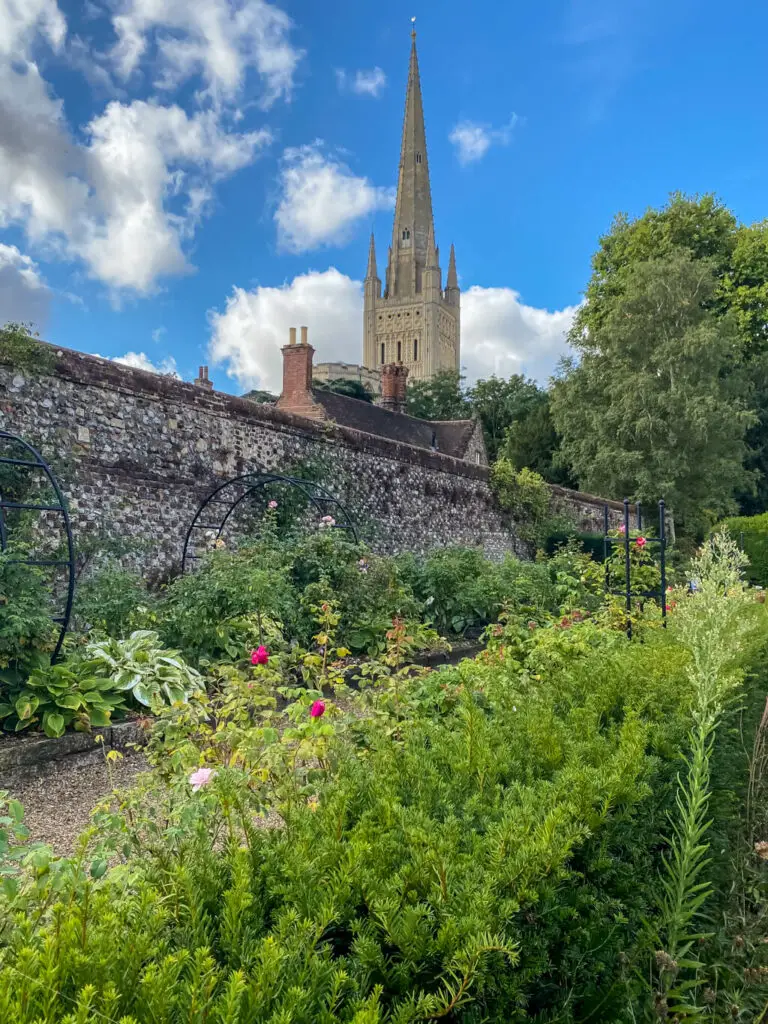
[{"xmin": 311, "ymin": 390, "xmax": 478, "ymax": 459}]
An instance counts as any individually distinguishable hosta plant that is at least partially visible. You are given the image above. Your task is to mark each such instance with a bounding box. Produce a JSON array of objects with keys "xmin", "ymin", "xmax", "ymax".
[
  {"xmin": 0, "ymin": 660, "xmax": 126, "ymax": 737},
  {"xmin": 84, "ymin": 630, "xmax": 204, "ymax": 708}
]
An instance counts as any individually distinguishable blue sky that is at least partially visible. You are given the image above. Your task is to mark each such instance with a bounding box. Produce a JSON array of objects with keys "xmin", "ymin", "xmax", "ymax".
[{"xmin": 1, "ymin": 0, "xmax": 767, "ymax": 394}]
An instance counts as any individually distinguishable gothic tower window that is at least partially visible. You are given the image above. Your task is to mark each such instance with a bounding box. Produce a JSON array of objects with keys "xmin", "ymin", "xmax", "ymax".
[
  {"xmin": 380, "ymin": 343, "xmax": 385, "ymax": 364},
  {"xmin": 413, "ymin": 338, "xmax": 418, "ymax": 360},
  {"xmin": 397, "ymin": 340, "xmax": 402, "ymax": 361},
  {"xmin": 416, "ymin": 153, "xmax": 422, "ymax": 163},
  {"xmin": 402, "ymin": 228, "xmax": 410, "ymax": 240}
]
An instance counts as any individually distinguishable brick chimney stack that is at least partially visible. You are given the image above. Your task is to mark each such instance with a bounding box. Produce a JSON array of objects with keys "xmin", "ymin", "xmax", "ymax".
[
  {"xmin": 194, "ymin": 366, "xmax": 213, "ymax": 390},
  {"xmin": 379, "ymin": 362, "xmax": 409, "ymax": 414},
  {"xmin": 277, "ymin": 325, "xmax": 322, "ymax": 419}
]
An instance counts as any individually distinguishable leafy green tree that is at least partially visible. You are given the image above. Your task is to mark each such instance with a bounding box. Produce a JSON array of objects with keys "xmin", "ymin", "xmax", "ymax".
[
  {"xmin": 552, "ymin": 252, "xmax": 754, "ymax": 534},
  {"xmin": 575, "ymin": 193, "xmax": 737, "ymax": 338},
  {"xmin": 313, "ymin": 378, "xmax": 374, "ymax": 403},
  {"xmin": 573, "ymin": 193, "xmax": 768, "ymax": 517},
  {"xmin": 0, "ymin": 321, "xmax": 55, "ymax": 373},
  {"xmin": 468, "ymin": 374, "xmax": 542, "ymax": 461},
  {"xmin": 722, "ymin": 221, "xmax": 768, "ymax": 512},
  {"xmin": 405, "ymin": 368, "xmax": 472, "ymax": 420},
  {"xmin": 241, "ymin": 388, "xmax": 277, "ymax": 404},
  {"xmin": 503, "ymin": 394, "xmax": 575, "ymax": 486}
]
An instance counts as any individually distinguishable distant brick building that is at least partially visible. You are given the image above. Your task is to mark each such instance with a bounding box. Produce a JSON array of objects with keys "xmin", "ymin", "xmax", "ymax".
[{"xmin": 277, "ymin": 326, "xmax": 486, "ymax": 465}]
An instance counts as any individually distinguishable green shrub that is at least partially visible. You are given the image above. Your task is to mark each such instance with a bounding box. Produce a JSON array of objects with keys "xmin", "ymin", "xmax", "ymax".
[
  {"xmin": 545, "ymin": 529, "xmax": 607, "ymax": 561},
  {"xmin": 157, "ymin": 547, "xmax": 293, "ymax": 660},
  {"xmin": 490, "ymin": 458, "xmax": 552, "ymax": 543},
  {"xmin": 0, "ymin": 322, "xmax": 56, "ymax": 374},
  {"xmin": 74, "ymin": 561, "xmax": 153, "ymax": 636},
  {"xmin": 398, "ymin": 546, "xmax": 499, "ymax": 633},
  {"xmin": 0, "ymin": 658, "xmax": 127, "ymax": 736},
  {"xmin": 718, "ymin": 511, "xmax": 768, "ymax": 585},
  {"xmin": 84, "ymin": 629, "xmax": 204, "ymax": 708},
  {"xmin": 0, "ymin": 553, "xmax": 56, "ymax": 680}
]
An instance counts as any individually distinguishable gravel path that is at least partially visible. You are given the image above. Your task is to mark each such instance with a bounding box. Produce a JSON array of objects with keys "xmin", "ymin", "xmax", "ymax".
[{"xmin": 6, "ymin": 752, "xmax": 149, "ymax": 855}]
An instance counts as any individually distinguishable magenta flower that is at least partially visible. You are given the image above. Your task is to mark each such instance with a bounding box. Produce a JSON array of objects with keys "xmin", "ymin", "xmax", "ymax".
[
  {"xmin": 618, "ymin": 523, "xmax": 626, "ymax": 535},
  {"xmin": 251, "ymin": 645, "xmax": 269, "ymax": 665},
  {"xmin": 189, "ymin": 767, "xmax": 215, "ymax": 791},
  {"xmin": 636, "ymin": 536, "xmax": 647, "ymax": 549},
  {"xmin": 310, "ymin": 700, "xmax": 326, "ymax": 718},
  {"xmin": 320, "ymin": 515, "xmax": 336, "ymax": 528},
  {"xmin": 268, "ymin": 500, "xmax": 278, "ymax": 509}
]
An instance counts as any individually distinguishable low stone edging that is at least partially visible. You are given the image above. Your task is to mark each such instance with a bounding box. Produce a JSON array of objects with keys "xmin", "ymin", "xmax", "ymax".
[{"xmin": 0, "ymin": 719, "xmax": 149, "ymax": 774}]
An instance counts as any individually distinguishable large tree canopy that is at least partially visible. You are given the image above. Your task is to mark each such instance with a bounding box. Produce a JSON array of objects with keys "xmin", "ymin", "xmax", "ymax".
[
  {"xmin": 405, "ymin": 369, "xmax": 472, "ymax": 421},
  {"xmin": 567, "ymin": 193, "xmax": 768, "ymax": 519},
  {"xmin": 468, "ymin": 375, "xmax": 543, "ymax": 462},
  {"xmin": 552, "ymin": 252, "xmax": 754, "ymax": 533}
]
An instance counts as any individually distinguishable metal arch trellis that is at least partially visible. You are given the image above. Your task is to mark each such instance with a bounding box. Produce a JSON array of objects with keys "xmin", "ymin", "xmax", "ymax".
[
  {"xmin": 181, "ymin": 470, "xmax": 359, "ymax": 573},
  {"xmin": 0, "ymin": 430, "xmax": 76, "ymax": 662}
]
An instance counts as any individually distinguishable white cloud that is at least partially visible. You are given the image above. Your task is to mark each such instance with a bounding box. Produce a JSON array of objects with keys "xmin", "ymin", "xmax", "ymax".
[
  {"xmin": 0, "ymin": 0, "xmax": 66, "ymax": 59},
  {"xmin": 78, "ymin": 100, "xmax": 270, "ymax": 292},
  {"xmin": 113, "ymin": 350, "xmax": 179, "ymax": 375},
  {"xmin": 208, "ymin": 268, "xmax": 578, "ymax": 394},
  {"xmin": 462, "ymin": 285, "xmax": 579, "ymax": 383},
  {"xmin": 336, "ymin": 66, "xmax": 386, "ymax": 97},
  {"xmin": 108, "ymin": 0, "xmax": 304, "ymax": 108},
  {"xmin": 0, "ymin": 0, "xmax": 279, "ymax": 296},
  {"xmin": 208, "ymin": 267, "xmax": 363, "ymax": 392},
  {"xmin": 0, "ymin": 60, "xmax": 270, "ymax": 292},
  {"xmin": 151, "ymin": 325, "xmax": 166, "ymax": 342},
  {"xmin": 275, "ymin": 143, "xmax": 394, "ymax": 253},
  {"xmin": 0, "ymin": 243, "xmax": 51, "ymax": 326},
  {"xmin": 449, "ymin": 115, "xmax": 519, "ymax": 166}
]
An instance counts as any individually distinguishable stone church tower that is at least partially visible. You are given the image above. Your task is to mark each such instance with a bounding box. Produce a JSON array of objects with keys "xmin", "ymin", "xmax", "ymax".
[{"xmin": 363, "ymin": 28, "xmax": 460, "ymax": 381}]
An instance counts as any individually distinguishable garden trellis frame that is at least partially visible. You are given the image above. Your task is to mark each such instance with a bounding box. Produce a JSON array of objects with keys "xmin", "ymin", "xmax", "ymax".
[
  {"xmin": 182, "ymin": 469, "xmax": 359, "ymax": 573},
  {"xmin": 602, "ymin": 498, "xmax": 667, "ymax": 639},
  {"xmin": 0, "ymin": 430, "xmax": 76, "ymax": 662}
]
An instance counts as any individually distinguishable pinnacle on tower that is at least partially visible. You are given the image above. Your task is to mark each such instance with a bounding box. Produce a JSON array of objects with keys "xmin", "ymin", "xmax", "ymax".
[
  {"xmin": 365, "ymin": 232, "xmax": 377, "ymax": 279},
  {"xmin": 426, "ymin": 223, "xmax": 437, "ymax": 267},
  {"xmin": 447, "ymin": 244, "xmax": 458, "ymax": 289}
]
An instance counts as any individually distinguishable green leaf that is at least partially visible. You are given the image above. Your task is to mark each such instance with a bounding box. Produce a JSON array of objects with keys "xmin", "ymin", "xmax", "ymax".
[
  {"xmin": 88, "ymin": 708, "xmax": 112, "ymax": 727},
  {"xmin": 90, "ymin": 858, "xmax": 108, "ymax": 879},
  {"xmin": 55, "ymin": 694, "xmax": 84, "ymax": 709},
  {"xmin": 42, "ymin": 712, "xmax": 65, "ymax": 738},
  {"xmin": 14, "ymin": 693, "xmax": 39, "ymax": 720}
]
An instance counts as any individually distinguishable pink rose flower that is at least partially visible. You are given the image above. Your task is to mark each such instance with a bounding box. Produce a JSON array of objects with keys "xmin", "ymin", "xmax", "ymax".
[
  {"xmin": 189, "ymin": 767, "xmax": 215, "ymax": 791},
  {"xmin": 636, "ymin": 536, "xmax": 647, "ymax": 549},
  {"xmin": 320, "ymin": 515, "xmax": 336, "ymax": 528},
  {"xmin": 618, "ymin": 523, "xmax": 626, "ymax": 535},
  {"xmin": 268, "ymin": 500, "xmax": 278, "ymax": 509},
  {"xmin": 251, "ymin": 645, "xmax": 269, "ymax": 665},
  {"xmin": 310, "ymin": 700, "xmax": 326, "ymax": 718}
]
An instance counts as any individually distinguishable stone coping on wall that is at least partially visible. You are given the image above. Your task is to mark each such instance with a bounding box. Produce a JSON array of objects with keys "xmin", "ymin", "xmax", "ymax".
[
  {"xmin": 22, "ymin": 341, "xmax": 623, "ymax": 517},
  {"xmin": 549, "ymin": 484, "xmax": 637, "ymax": 516},
  {"xmin": 38, "ymin": 344, "xmax": 488, "ymax": 481}
]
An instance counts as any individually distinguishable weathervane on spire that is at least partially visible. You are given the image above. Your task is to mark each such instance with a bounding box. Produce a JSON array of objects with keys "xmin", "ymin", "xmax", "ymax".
[{"xmin": 411, "ymin": 16, "xmax": 416, "ymax": 39}]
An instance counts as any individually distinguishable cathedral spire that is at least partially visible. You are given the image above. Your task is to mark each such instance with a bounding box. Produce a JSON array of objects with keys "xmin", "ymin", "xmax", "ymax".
[{"xmin": 387, "ymin": 24, "xmax": 436, "ymax": 298}]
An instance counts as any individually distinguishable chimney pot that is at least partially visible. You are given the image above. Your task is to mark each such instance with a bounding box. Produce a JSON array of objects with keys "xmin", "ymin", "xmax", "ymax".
[
  {"xmin": 378, "ymin": 361, "xmax": 409, "ymax": 414},
  {"xmin": 289, "ymin": 327, "xmax": 297, "ymax": 346},
  {"xmin": 194, "ymin": 365, "xmax": 213, "ymax": 390},
  {"xmin": 300, "ymin": 325, "xmax": 308, "ymax": 346},
  {"xmin": 277, "ymin": 328, "xmax": 319, "ymax": 417}
]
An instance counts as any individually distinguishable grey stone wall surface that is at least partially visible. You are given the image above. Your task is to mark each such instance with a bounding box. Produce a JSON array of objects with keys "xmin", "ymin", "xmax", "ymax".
[{"xmin": 0, "ymin": 345, "xmax": 628, "ymax": 575}]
